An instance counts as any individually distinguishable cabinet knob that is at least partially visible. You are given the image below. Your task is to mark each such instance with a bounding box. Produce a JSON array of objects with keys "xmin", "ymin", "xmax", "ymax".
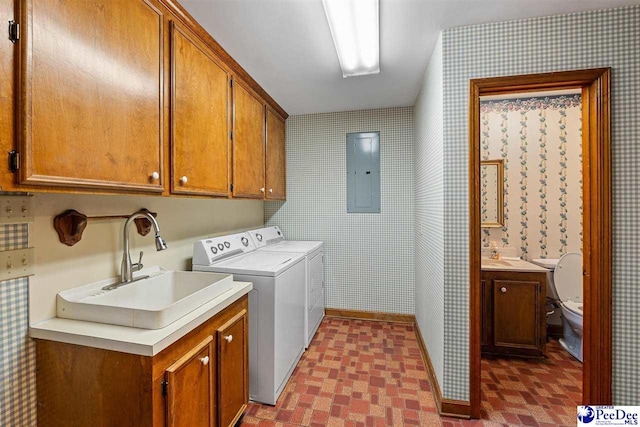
[
  {"xmin": 200, "ymin": 356, "xmax": 209, "ymax": 365},
  {"xmin": 500, "ymin": 287, "xmax": 507, "ymax": 293},
  {"xmin": 180, "ymin": 176, "xmax": 188, "ymax": 185},
  {"xmin": 224, "ymin": 335, "xmax": 233, "ymax": 343},
  {"xmin": 269, "ymin": 188, "xmax": 273, "ymax": 193},
  {"xmin": 150, "ymin": 171, "xmax": 160, "ymax": 181},
  {"xmin": 260, "ymin": 187, "xmax": 265, "ymax": 193}
]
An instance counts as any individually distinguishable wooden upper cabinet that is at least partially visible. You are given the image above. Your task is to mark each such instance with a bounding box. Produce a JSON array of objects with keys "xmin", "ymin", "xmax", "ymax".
[
  {"xmin": 232, "ymin": 79, "xmax": 265, "ymax": 198},
  {"xmin": 170, "ymin": 21, "xmax": 231, "ymax": 197},
  {"xmin": 217, "ymin": 310, "xmax": 248, "ymax": 427},
  {"xmin": 165, "ymin": 336, "xmax": 215, "ymax": 427},
  {"xmin": 18, "ymin": 0, "xmax": 164, "ymax": 192},
  {"xmin": 265, "ymin": 108, "xmax": 286, "ymax": 200}
]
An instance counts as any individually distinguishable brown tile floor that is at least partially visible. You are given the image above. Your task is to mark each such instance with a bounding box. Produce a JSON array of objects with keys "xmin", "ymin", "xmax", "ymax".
[
  {"xmin": 241, "ymin": 318, "xmax": 581, "ymax": 427},
  {"xmin": 443, "ymin": 339, "xmax": 582, "ymax": 427}
]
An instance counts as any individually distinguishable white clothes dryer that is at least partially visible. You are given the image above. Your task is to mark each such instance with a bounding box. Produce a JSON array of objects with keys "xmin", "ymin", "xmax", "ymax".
[{"xmin": 248, "ymin": 226, "xmax": 324, "ymax": 348}]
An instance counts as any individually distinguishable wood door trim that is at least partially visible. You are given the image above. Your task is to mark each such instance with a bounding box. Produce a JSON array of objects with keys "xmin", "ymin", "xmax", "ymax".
[
  {"xmin": 469, "ymin": 68, "xmax": 612, "ymax": 418},
  {"xmin": 169, "ymin": 20, "xmax": 231, "ymax": 197},
  {"xmin": 18, "ymin": 0, "xmax": 165, "ymax": 192}
]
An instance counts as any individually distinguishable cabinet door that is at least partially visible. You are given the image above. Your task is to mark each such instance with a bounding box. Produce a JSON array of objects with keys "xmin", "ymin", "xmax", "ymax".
[
  {"xmin": 493, "ymin": 280, "xmax": 542, "ymax": 351},
  {"xmin": 170, "ymin": 22, "xmax": 231, "ymax": 196},
  {"xmin": 232, "ymin": 80, "xmax": 265, "ymax": 198},
  {"xmin": 217, "ymin": 309, "xmax": 248, "ymax": 427},
  {"xmin": 18, "ymin": 0, "xmax": 164, "ymax": 192},
  {"xmin": 166, "ymin": 336, "xmax": 214, "ymax": 427},
  {"xmin": 265, "ymin": 108, "xmax": 286, "ymax": 200}
]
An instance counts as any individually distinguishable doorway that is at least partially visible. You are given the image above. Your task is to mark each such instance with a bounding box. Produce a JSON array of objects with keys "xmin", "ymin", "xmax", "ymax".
[{"xmin": 468, "ymin": 69, "xmax": 612, "ymax": 419}]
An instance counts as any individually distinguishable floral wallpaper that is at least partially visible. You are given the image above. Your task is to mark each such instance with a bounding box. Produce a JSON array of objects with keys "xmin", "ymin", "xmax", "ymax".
[{"xmin": 480, "ymin": 94, "xmax": 582, "ymax": 260}]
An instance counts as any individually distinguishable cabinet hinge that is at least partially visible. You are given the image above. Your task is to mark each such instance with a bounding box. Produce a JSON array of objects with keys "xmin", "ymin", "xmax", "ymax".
[
  {"xmin": 161, "ymin": 380, "xmax": 168, "ymax": 396},
  {"xmin": 8, "ymin": 20, "xmax": 19, "ymax": 43},
  {"xmin": 230, "ymin": 130, "xmax": 233, "ymax": 141},
  {"xmin": 230, "ymin": 79, "xmax": 233, "ymax": 88},
  {"xmin": 230, "ymin": 183, "xmax": 234, "ymax": 192},
  {"xmin": 8, "ymin": 150, "xmax": 19, "ymax": 172}
]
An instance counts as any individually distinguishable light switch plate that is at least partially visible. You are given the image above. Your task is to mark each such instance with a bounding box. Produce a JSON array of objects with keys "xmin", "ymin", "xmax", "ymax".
[
  {"xmin": 0, "ymin": 248, "xmax": 35, "ymax": 280},
  {"xmin": 0, "ymin": 195, "xmax": 34, "ymax": 224}
]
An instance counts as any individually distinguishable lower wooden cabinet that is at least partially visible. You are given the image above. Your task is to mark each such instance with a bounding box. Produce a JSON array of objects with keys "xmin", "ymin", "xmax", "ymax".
[
  {"xmin": 481, "ymin": 270, "xmax": 547, "ymax": 357},
  {"xmin": 217, "ymin": 311, "xmax": 248, "ymax": 427},
  {"xmin": 35, "ymin": 296, "xmax": 248, "ymax": 427},
  {"xmin": 165, "ymin": 336, "xmax": 215, "ymax": 427}
]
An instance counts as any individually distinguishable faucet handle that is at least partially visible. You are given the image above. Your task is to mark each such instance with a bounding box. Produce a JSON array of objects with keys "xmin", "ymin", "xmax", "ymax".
[{"xmin": 133, "ymin": 251, "xmax": 144, "ymax": 272}]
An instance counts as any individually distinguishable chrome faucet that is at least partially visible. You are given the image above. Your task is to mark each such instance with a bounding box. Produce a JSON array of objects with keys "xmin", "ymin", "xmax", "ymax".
[{"xmin": 103, "ymin": 210, "xmax": 167, "ymax": 290}]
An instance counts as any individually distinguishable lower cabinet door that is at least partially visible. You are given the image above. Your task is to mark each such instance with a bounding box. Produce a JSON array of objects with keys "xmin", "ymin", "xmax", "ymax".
[
  {"xmin": 493, "ymin": 279, "xmax": 542, "ymax": 351},
  {"xmin": 165, "ymin": 336, "xmax": 215, "ymax": 427},
  {"xmin": 217, "ymin": 309, "xmax": 249, "ymax": 427}
]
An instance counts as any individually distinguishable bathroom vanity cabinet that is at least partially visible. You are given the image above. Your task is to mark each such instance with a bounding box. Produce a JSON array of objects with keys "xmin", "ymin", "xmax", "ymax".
[
  {"xmin": 34, "ymin": 296, "xmax": 248, "ymax": 427},
  {"xmin": 481, "ymin": 270, "xmax": 547, "ymax": 357}
]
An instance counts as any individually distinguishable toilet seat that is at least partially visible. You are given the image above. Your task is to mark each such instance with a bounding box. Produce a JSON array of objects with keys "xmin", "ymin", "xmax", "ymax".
[{"xmin": 554, "ymin": 252, "xmax": 583, "ymax": 303}]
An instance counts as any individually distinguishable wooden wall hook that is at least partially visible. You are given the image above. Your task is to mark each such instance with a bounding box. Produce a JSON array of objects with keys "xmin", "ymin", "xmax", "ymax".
[
  {"xmin": 53, "ymin": 209, "xmax": 159, "ymax": 246},
  {"xmin": 54, "ymin": 210, "xmax": 88, "ymax": 246},
  {"xmin": 133, "ymin": 209, "xmax": 157, "ymax": 237}
]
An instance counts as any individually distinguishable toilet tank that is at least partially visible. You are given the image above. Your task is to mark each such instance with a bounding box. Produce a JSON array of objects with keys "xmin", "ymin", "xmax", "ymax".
[{"xmin": 531, "ymin": 258, "xmax": 561, "ymax": 301}]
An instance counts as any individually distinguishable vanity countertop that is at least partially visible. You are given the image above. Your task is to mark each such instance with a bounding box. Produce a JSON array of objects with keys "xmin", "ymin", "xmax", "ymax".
[
  {"xmin": 481, "ymin": 258, "xmax": 549, "ymax": 273},
  {"xmin": 29, "ymin": 281, "xmax": 253, "ymax": 357}
]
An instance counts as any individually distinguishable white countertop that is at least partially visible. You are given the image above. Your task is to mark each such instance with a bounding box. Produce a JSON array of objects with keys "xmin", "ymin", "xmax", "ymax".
[
  {"xmin": 481, "ymin": 258, "xmax": 549, "ymax": 273},
  {"xmin": 30, "ymin": 281, "xmax": 253, "ymax": 357}
]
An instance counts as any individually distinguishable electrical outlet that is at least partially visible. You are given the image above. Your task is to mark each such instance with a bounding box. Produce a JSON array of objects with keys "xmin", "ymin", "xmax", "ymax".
[
  {"xmin": 0, "ymin": 248, "xmax": 35, "ymax": 280},
  {"xmin": 0, "ymin": 195, "xmax": 34, "ymax": 224}
]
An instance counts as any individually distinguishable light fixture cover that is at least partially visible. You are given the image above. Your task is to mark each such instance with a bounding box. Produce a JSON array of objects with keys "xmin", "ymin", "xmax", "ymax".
[{"xmin": 322, "ymin": 0, "xmax": 380, "ymax": 78}]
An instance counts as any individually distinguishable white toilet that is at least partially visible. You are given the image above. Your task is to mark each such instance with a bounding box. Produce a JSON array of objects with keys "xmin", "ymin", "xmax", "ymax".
[{"xmin": 531, "ymin": 253, "xmax": 583, "ymax": 362}]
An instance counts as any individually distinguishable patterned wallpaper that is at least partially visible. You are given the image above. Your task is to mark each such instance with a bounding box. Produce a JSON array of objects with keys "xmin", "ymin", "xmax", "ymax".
[
  {"xmin": 414, "ymin": 35, "xmax": 445, "ymax": 389},
  {"xmin": 480, "ymin": 94, "xmax": 583, "ymax": 260},
  {"xmin": 0, "ymin": 224, "xmax": 36, "ymax": 426},
  {"xmin": 440, "ymin": 5, "xmax": 639, "ymax": 402},
  {"xmin": 265, "ymin": 107, "xmax": 415, "ymax": 315}
]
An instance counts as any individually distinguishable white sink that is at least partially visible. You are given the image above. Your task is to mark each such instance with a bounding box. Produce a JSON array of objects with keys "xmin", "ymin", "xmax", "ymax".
[
  {"xmin": 482, "ymin": 259, "xmax": 514, "ymax": 267},
  {"xmin": 57, "ymin": 267, "xmax": 235, "ymax": 329},
  {"xmin": 481, "ymin": 258, "xmax": 549, "ymax": 272}
]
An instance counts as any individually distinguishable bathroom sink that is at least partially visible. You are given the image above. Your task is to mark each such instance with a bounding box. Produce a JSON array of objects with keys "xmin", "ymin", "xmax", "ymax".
[
  {"xmin": 57, "ymin": 267, "xmax": 235, "ymax": 329},
  {"xmin": 482, "ymin": 259, "xmax": 513, "ymax": 267}
]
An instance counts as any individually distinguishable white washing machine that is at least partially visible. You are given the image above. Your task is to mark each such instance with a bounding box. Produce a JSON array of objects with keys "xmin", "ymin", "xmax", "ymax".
[
  {"xmin": 247, "ymin": 226, "xmax": 324, "ymax": 348},
  {"xmin": 192, "ymin": 232, "xmax": 305, "ymax": 405}
]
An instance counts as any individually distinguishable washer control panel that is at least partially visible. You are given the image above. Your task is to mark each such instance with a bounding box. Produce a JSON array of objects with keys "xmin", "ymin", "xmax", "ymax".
[
  {"xmin": 248, "ymin": 226, "xmax": 285, "ymax": 248},
  {"xmin": 193, "ymin": 232, "xmax": 256, "ymax": 266}
]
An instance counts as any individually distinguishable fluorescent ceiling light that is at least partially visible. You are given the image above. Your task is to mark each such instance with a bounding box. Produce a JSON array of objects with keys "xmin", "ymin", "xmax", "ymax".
[{"xmin": 322, "ymin": 0, "xmax": 380, "ymax": 78}]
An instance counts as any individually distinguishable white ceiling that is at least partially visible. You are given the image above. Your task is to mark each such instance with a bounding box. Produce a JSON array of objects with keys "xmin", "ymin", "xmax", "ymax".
[{"xmin": 179, "ymin": 0, "xmax": 638, "ymax": 115}]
